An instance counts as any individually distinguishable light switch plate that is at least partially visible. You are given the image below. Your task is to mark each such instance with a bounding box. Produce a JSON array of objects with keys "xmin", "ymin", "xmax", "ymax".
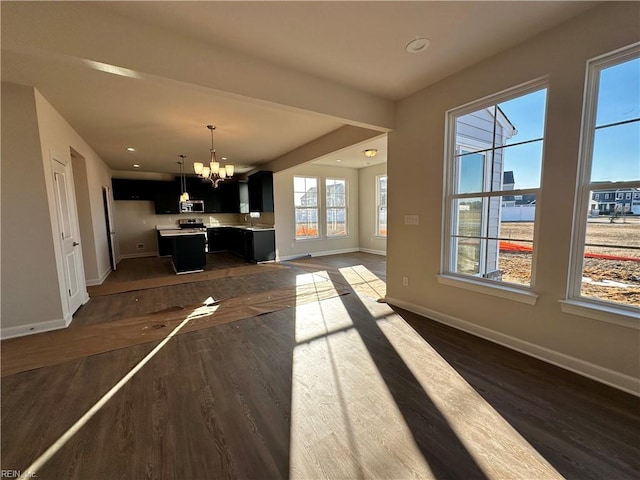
[{"xmin": 404, "ymin": 214, "xmax": 419, "ymax": 225}]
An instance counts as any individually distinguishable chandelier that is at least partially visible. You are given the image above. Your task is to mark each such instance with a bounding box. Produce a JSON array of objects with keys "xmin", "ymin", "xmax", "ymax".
[{"xmin": 193, "ymin": 125, "xmax": 234, "ymax": 188}]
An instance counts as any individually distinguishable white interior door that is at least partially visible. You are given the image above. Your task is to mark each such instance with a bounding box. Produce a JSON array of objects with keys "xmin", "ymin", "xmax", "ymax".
[{"xmin": 53, "ymin": 159, "xmax": 84, "ymax": 314}]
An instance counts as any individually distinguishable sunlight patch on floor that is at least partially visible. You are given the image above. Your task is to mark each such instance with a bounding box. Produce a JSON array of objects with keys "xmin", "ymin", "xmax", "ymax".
[
  {"xmin": 290, "ymin": 281, "xmax": 433, "ymax": 479},
  {"xmin": 17, "ymin": 305, "xmax": 210, "ymax": 479},
  {"xmin": 338, "ymin": 265, "xmax": 387, "ymax": 315},
  {"xmin": 376, "ymin": 316, "xmax": 562, "ymax": 479}
]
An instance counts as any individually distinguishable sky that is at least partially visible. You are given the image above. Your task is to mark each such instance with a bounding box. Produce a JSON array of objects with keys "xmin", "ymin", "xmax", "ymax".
[
  {"xmin": 459, "ymin": 56, "xmax": 639, "ymax": 191},
  {"xmin": 592, "ymin": 57, "xmax": 640, "ymax": 183}
]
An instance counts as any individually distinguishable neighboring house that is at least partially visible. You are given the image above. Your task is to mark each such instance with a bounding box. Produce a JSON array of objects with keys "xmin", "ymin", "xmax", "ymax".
[
  {"xmin": 454, "ymin": 106, "xmax": 517, "ymax": 279},
  {"xmin": 502, "ymin": 170, "xmax": 536, "ymax": 221},
  {"xmin": 590, "ymin": 188, "xmax": 640, "ymax": 215}
]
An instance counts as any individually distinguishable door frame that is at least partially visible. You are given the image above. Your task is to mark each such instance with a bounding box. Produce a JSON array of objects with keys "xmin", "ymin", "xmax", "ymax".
[
  {"xmin": 50, "ymin": 149, "xmax": 87, "ymax": 322},
  {"xmin": 103, "ymin": 185, "xmax": 118, "ymax": 271}
]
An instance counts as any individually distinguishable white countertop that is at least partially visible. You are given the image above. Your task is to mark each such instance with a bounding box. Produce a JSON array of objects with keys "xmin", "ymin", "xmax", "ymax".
[
  {"xmin": 159, "ymin": 229, "xmax": 207, "ymax": 237},
  {"xmin": 157, "ymin": 224, "xmax": 274, "ymax": 231}
]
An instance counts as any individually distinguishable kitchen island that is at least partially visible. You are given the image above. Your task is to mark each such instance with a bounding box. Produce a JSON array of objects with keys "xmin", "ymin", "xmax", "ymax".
[{"xmin": 159, "ymin": 228, "xmax": 207, "ymax": 274}]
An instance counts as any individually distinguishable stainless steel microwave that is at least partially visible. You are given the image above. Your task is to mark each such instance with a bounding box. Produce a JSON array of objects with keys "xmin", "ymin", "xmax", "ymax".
[{"xmin": 179, "ymin": 200, "xmax": 205, "ymax": 213}]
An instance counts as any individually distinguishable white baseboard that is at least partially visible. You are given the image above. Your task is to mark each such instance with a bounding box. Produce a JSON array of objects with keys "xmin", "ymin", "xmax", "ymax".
[
  {"xmin": 85, "ymin": 267, "xmax": 112, "ymax": 286},
  {"xmin": 119, "ymin": 251, "xmax": 159, "ymax": 260},
  {"xmin": 385, "ymin": 295, "xmax": 640, "ymax": 397},
  {"xmin": 278, "ymin": 247, "xmax": 360, "ymax": 262},
  {"xmin": 1, "ymin": 314, "xmax": 72, "ymax": 340},
  {"xmin": 359, "ymin": 248, "xmax": 387, "ymax": 256}
]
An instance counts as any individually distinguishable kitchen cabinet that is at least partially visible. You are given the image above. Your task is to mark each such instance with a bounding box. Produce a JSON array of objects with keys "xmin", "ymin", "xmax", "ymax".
[
  {"xmin": 170, "ymin": 233, "xmax": 207, "ymax": 273},
  {"xmin": 112, "ymin": 178, "xmax": 156, "ymax": 200},
  {"xmin": 186, "ymin": 176, "xmax": 221, "ymax": 213},
  {"xmin": 245, "ymin": 229, "xmax": 276, "ymax": 262},
  {"xmin": 154, "ymin": 180, "xmax": 181, "ymax": 214},
  {"xmin": 219, "ymin": 181, "xmax": 249, "ymax": 213},
  {"xmin": 207, "ymin": 227, "xmax": 230, "ymax": 252},
  {"xmin": 248, "ymin": 171, "xmax": 274, "ymax": 212},
  {"xmin": 156, "ymin": 230, "xmax": 173, "ymax": 256}
]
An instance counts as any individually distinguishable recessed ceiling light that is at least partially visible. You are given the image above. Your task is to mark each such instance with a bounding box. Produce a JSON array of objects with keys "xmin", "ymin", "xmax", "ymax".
[
  {"xmin": 126, "ymin": 146, "xmax": 136, "ymax": 152},
  {"xmin": 336, "ymin": 159, "xmax": 342, "ymax": 163},
  {"xmin": 133, "ymin": 164, "xmax": 140, "ymax": 168},
  {"xmin": 406, "ymin": 37, "xmax": 430, "ymax": 53}
]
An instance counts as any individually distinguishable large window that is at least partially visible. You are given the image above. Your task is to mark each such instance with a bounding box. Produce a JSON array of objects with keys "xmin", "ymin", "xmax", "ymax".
[
  {"xmin": 568, "ymin": 44, "xmax": 639, "ymax": 312},
  {"xmin": 443, "ymin": 80, "xmax": 548, "ymax": 288},
  {"xmin": 294, "ymin": 176, "xmax": 319, "ymax": 239},
  {"xmin": 326, "ymin": 178, "xmax": 347, "ymax": 237},
  {"xmin": 376, "ymin": 175, "xmax": 387, "ymax": 236}
]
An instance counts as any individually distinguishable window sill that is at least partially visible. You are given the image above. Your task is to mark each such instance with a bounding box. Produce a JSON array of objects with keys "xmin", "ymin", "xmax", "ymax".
[
  {"xmin": 559, "ymin": 299, "xmax": 639, "ymax": 330},
  {"xmin": 436, "ymin": 274, "xmax": 538, "ymax": 305},
  {"xmin": 327, "ymin": 235, "xmax": 351, "ymax": 239}
]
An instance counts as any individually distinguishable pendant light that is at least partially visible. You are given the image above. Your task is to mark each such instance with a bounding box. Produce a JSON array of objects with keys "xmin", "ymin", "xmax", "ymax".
[{"xmin": 178, "ymin": 154, "xmax": 189, "ymax": 202}]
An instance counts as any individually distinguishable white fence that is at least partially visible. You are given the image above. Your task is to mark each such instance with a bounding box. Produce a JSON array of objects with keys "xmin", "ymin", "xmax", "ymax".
[{"xmin": 501, "ymin": 205, "xmax": 536, "ymax": 222}]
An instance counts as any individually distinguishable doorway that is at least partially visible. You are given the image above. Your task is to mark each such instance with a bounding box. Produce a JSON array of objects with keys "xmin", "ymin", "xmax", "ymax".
[{"xmin": 103, "ymin": 185, "xmax": 117, "ymax": 271}]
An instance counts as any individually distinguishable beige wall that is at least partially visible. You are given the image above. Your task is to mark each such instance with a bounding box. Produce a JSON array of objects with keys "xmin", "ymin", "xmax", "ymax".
[
  {"xmin": 386, "ymin": 2, "xmax": 640, "ymax": 392},
  {"xmin": 33, "ymin": 90, "xmax": 113, "ymax": 287},
  {"xmin": 358, "ymin": 163, "xmax": 387, "ymax": 255},
  {"xmin": 1, "ymin": 83, "xmax": 114, "ymax": 337},
  {"xmin": 274, "ymin": 164, "xmax": 360, "ymax": 260},
  {"xmin": 1, "ymin": 83, "xmax": 64, "ymax": 332}
]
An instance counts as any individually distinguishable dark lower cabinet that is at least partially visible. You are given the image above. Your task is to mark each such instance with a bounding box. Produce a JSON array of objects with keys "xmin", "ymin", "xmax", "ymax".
[
  {"xmin": 246, "ymin": 230, "xmax": 276, "ymax": 262},
  {"xmin": 209, "ymin": 227, "xmax": 275, "ymax": 263},
  {"xmin": 157, "ymin": 231, "xmax": 173, "ymax": 256},
  {"xmin": 207, "ymin": 227, "xmax": 230, "ymax": 252},
  {"xmin": 171, "ymin": 234, "xmax": 206, "ymax": 273}
]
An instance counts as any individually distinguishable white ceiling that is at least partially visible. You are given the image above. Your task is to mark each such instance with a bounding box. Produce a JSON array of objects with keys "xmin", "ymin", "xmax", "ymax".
[{"xmin": 1, "ymin": 1, "xmax": 597, "ymax": 176}]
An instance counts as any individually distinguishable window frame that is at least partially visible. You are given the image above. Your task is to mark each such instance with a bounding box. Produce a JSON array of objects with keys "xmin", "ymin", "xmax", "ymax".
[
  {"xmin": 325, "ymin": 177, "xmax": 348, "ymax": 238},
  {"xmin": 564, "ymin": 42, "xmax": 640, "ymax": 325},
  {"xmin": 440, "ymin": 77, "xmax": 548, "ymax": 299},
  {"xmin": 293, "ymin": 176, "xmax": 320, "ymax": 240},
  {"xmin": 376, "ymin": 174, "xmax": 388, "ymax": 237}
]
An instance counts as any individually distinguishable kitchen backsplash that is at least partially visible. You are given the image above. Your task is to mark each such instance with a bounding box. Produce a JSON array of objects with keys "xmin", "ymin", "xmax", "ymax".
[{"xmin": 114, "ymin": 200, "xmax": 274, "ymax": 258}]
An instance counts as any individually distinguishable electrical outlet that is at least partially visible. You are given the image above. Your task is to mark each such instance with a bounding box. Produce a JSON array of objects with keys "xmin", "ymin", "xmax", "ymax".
[
  {"xmin": 137, "ymin": 243, "xmax": 145, "ymax": 250},
  {"xmin": 402, "ymin": 276, "xmax": 409, "ymax": 286}
]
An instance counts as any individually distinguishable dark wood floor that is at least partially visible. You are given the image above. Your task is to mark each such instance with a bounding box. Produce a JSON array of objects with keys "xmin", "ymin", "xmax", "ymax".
[{"xmin": 2, "ymin": 252, "xmax": 638, "ymax": 479}]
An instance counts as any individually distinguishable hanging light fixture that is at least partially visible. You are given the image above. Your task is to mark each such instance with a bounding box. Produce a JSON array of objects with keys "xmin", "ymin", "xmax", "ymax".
[
  {"xmin": 178, "ymin": 154, "xmax": 189, "ymax": 202},
  {"xmin": 193, "ymin": 125, "xmax": 235, "ymax": 188}
]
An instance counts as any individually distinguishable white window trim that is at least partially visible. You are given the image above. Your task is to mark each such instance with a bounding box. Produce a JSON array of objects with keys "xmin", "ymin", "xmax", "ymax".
[
  {"xmin": 376, "ymin": 174, "xmax": 387, "ymax": 237},
  {"xmin": 437, "ymin": 274, "xmax": 539, "ymax": 305},
  {"xmin": 326, "ymin": 177, "xmax": 348, "ymax": 238},
  {"xmin": 566, "ymin": 42, "xmax": 640, "ymax": 323},
  {"xmin": 294, "ymin": 176, "xmax": 320, "ymax": 240},
  {"xmin": 441, "ymin": 76, "xmax": 548, "ymax": 290}
]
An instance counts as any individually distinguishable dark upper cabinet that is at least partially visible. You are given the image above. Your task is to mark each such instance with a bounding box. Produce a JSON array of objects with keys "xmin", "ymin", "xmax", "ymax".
[
  {"xmin": 185, "ymin": 176, "xmax": 221, "ymax": 213},
  {"xmin": 248, "ymin": 171, "xmax": 274, "ymax": 212},
  {"xmin": 153, "ymin": 180, "xmax": 180, "ymax": 214},
  {"xmin": 112, "ymin": 178, "xmax": 156, "ymax": 200},
  {"xmin": 219, "ymin": 181, "xmax": 249, "ymax": 213}
]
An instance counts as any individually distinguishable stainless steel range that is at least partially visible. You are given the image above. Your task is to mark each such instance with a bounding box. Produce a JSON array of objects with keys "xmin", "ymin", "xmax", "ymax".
[{"xmin": 178, "ymin": 218, "xmax": 206, "ymax": 230}]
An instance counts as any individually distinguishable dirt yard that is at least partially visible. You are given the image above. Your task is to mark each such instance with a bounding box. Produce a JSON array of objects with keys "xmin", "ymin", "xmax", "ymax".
[{"xmin": 499, "ymin": 217, "xmax": 640, "ymax": 306}]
